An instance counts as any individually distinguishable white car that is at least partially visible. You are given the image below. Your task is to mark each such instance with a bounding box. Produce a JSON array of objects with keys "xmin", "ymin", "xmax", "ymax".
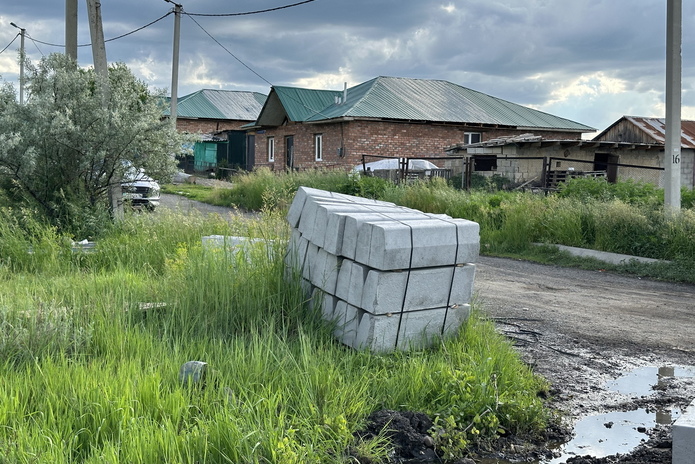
[{"xmin": 121, "ymin": 165, "xmax": 161, "ymax": 210}]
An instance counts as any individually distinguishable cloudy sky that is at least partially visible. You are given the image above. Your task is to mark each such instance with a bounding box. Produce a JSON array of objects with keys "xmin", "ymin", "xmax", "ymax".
[{"xmin": 1, "ymin": 0, "xmax": 694, "ymax": 134}]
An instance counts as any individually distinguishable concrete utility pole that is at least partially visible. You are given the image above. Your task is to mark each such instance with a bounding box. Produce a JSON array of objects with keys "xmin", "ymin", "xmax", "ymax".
[
  {"xmin": 665, "ymin": 0, "xmax": 682, "ymax": 211},
  {"xmin": 165, "ymin": 0, "xmax": 182, "ymax": 127},
  {"xmin": 86, "ymin": 0, "xmax": 124, "ymax": 220},
  {"xmin": 10, "ymin": 22, "xmax": 25, "ymax": 105},
  {"xmin": 65, "ymin": 0, "xmax": 78, "ymax": 61}
]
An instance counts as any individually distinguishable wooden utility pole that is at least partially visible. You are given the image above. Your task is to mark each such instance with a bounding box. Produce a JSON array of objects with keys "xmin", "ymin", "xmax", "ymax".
[
  {"xmin": 65, "ymin": 0, "xmax": 78, "ymax": 61},
  {"xmin": 86, "ymin": 0, "xmax": 124, "ymax": 220},
  {"xmin": 665, "ymin": 0, "xmax": 682, "ymax": 211}
]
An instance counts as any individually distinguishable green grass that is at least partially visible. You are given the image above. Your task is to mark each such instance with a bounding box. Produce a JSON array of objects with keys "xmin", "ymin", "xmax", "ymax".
[
  {"xmin": 161, "ymin": 183, "xmax": 221, "ymax": 203},
  {"xmin": 172, "ymin": 171, "xmax": 695, "ymax": 284},
  {"xmin": 0, "ymin": 207, "xmax": 547, "ymax": 463}
]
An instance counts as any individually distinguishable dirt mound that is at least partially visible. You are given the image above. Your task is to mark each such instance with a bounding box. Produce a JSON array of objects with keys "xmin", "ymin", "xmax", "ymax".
[{"xmin": 353, "ymin": 410, "xmax": 441, "ymax": 463}]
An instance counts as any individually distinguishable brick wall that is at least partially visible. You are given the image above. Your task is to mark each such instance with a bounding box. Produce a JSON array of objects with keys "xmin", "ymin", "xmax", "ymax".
[{"xmin": 251, "ymin": 120, "xmax": 585, "ymax": 171}]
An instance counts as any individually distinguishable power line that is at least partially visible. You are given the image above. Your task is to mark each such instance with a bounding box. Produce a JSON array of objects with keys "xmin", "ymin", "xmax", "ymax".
[
  {"xmin": 183, "ymin": 13, "xmax": 272, "ymax": 86},
  {"xmin": 186, "ymin": 0, "xmax": 317, "ymax": 17},
  {"xmin": 28, "ymin": 37, "xmax": 45, "ymax": 56},
  {"xmin": 0, "ymin": 33, "xmax": 20, "ymax": 55},
  {"xmin": 183, "ymin": 11, "xmax": 337, "ymax": 121},
  {"xmin": 24, "ymin": 12, "xmax": 173, "ymax": 49}
]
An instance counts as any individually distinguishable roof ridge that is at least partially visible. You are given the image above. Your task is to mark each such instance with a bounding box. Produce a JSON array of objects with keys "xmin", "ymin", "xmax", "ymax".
[{"xmin": 342, "ymin": 77, "xmax": 382, "ymax": 116}]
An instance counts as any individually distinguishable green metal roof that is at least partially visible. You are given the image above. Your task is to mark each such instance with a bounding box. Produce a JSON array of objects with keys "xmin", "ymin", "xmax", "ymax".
[
  {"xmin": 164, "ymin": 89, "xmax": 266, "ymax": 120},
  {"xmin": 261, "ymin": 76, "xmax": 593, "ymax": 132},
  {"xmin": 273, "ymin": 86, "xmax": 342, "ymax": 122}
]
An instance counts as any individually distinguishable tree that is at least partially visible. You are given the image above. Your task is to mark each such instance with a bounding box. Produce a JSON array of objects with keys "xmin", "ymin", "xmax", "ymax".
[{"xmin": 0, "ymin": 53, "xmax": 187, "ymax": 238}]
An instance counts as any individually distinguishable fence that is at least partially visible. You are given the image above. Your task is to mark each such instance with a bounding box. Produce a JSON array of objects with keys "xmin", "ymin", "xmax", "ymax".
[
  {"xmin": 463, "ymin": 155, "xmax": 665, "ymax": 190},
  {"xmin": 359, "ymin": 155, "xmax": 456, "ymax": 184}
]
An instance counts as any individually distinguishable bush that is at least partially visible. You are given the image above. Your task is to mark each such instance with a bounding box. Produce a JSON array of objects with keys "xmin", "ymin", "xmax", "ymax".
[{"xmin": 557, "ymin": 177, "xmax": 662, "ymax": 207}]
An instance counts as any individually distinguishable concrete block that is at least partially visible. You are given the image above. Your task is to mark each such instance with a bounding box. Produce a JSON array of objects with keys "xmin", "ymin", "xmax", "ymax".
[
  {"xmin": 311, "ymin": 287, "xmax": 339, "ymax": 323},
  {"xmin": 287, "ymin": 186, "xmax": 334, "ymax": 228},
  {"xmin": 300, "ymin": 278, "xmax": 314, "ymax": 299},
  {"xmin": 334, "ymin": 259, "xmax": 352, "ymax": 301},
  {"xmin": 285, "ymin": 229, "xmax": 309, "ymax": 273},
  {"xmin": 354, "ymin": 217, "xmax": 480, "ymax": 270},
  {"xmin": 443, "ymin": 304, "xmax": 472, "ymax": 335},
  {"xmin": 354, "ymin": 311, "xmax": 399, "ymax": 352},
  {"xmin": 202, "ymin": 235, "xmax": 267, "ymax": 250},
  {"xmin": 202, "ymin": 235, "xmax": 276, "ymax": 262},
  {"xmin": 318, "ymin": 204, "xmax": 414, "ymax": 253},
  {"xmin": 341, "ymin": 211, "xmax": 431, "ymax": 261},
  {"xmin": 673, "ymin": 400, "xmax": 695, "ymax": 464},
  {"xmin": 302, "ymin": 242, "xmax": 320, "ymax": 282},
  {"xmin": 353, "ymin": 218, "xmax": 452, "ymax": 270},
  {"xmin": 354, "ymin": 304, "xmax": 471, "ymax": 352},
  {"xmin": 333, "ymin": 301, "xmax": 361, "ymax": 347},
  {"xmin": 361, "ymin": 264, "xmax": 475, "ymax": 314},
  {"xmin": 297, "ymin": 198, "xmax": 344, "ymax": 244},
  {"xmin": 293, "ymin": 188, "xmax": 398, "ymax": 233},
  {"xmin": 309, "ymin": 248, "xmax": 342, "ymax": 295},
  {"xmin": 335, "ymin": 259, "xmax": 369, "ymax": 307},
  {"xmin": 311, "ymin": 202, "xmax": 400, "ymax": 249}
]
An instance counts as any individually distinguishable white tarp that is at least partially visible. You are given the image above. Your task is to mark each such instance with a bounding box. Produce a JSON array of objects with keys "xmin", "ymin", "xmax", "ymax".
[{"xmin": 353, "ymin": 158, "xmax": 440, "ymax": 172}]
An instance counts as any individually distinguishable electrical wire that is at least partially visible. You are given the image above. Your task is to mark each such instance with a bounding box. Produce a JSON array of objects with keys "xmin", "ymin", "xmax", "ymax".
[
  {"xmin": 186, "ymin": 0, "xmax": 317, "ymax": 17},
  {"xmin": 183, "ymin": 13, "xmax": 273, "ymax": 87},
  {"xmin": 28, "ymin": 37, "xmax": 44, "ymax": 56},
  {"xmin": 0, "ymin": 33, "xmax": 20, "ymax": 55},
  {"xmin": 24, "ymin": 12, "xmax": 173, "ymax": 49},
  {"xmin": 183, "ymin": 11, "xmax": 338, "ymax": 122}
]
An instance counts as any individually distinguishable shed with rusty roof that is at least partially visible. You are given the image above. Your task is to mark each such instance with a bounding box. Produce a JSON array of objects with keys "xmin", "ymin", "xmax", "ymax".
[{"xmin": 444, "ymin": 116, "xmax": 695, "ymax": 190}]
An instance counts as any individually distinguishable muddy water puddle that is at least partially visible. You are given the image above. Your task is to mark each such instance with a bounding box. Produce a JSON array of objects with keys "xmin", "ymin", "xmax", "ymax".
[{"xmin": 480, "ymin": 365, "xmax": 694, "ymax": 464}]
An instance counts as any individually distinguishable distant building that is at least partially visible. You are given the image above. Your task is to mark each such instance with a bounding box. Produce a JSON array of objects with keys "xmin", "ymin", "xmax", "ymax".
[
  {"xmin": 445, "ymin": 116, "xmax": 695, "ymax": 190},
  {"xmin": 164, "ymin": 89, "xmax": 266, "ymax": 172},
  {"xmin": 245, "ymin": 76, "xmax": 595, "ymax": 171}
]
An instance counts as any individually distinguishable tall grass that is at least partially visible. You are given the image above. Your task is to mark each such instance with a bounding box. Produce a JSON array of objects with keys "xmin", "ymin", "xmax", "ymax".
[
  {"xmin": 0, "ymin": 207, "xmax": 547, "ymax": 463},
  {"xmin": 193, "ymin": 170, "xmax": 695, "ymax": 282}
]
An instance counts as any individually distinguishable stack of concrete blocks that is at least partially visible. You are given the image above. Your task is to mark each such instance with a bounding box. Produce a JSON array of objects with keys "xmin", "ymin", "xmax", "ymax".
[{"xmin": 285, "ymin": 187, "xmax": 480, "ymax": 352}]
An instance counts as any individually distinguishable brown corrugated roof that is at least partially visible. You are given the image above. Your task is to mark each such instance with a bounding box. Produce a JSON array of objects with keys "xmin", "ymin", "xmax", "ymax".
[{"xmin": 595, "ymin": 116, "xmax": 695, "ymax": 149}]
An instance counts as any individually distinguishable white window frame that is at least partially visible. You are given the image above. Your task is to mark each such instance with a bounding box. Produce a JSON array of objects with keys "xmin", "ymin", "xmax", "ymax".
[
  {"xmin": 464, "ymin": 132, "xmax": 482, "ymax": 145},
  {"xmin": 314, "ymin": 134, "xmax": 323, "ymax": 161},
  {"xmin": 267, "ymin": 136, "xmax": 275, "ymax": 162}
]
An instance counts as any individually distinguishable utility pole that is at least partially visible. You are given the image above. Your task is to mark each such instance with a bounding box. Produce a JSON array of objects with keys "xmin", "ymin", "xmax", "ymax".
[
  {"xmin": 65, "ymin": 0, "xmax": 78, "ymax": 61},
  {"xmin": 10, "ymin": 22, "xmax": 25, "ymax": 105},
  {"xmin": 165, "ymin": 0, "xmax": 182, "ymax": 127},
  {"xmin": 86, "ymin": 0, "xmax": 124, "ymax": 220},
  {"xmin": 665, "ymin": 0, "xmax": 682, "ymax": 211}
]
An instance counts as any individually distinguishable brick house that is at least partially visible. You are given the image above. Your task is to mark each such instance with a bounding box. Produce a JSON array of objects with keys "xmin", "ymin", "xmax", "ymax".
[
  {"xmin": 245, "ymin": 76, "xmax": 595, "ymax": 171},
  {"xmin": 164, "ymin": 89, "xmax": 266, "ymax": 171}
]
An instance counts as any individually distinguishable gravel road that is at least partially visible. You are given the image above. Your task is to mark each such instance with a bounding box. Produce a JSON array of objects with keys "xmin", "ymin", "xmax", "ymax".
[{"xmin": 474, "ymin": 256, "xmax": 694, "ymax": 463}]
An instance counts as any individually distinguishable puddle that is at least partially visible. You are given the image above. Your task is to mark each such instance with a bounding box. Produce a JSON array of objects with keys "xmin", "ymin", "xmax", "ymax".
[
  {"xmin": 604, "ymin": 365, "xmax": 695, "ymax": 397},
  {"xmin": 546, "ymin": 408, "xmax": 680, "ymax": 463},
  {"xmin": 478, "ymin": 365, "xmax": 694, "ymax": 464}
]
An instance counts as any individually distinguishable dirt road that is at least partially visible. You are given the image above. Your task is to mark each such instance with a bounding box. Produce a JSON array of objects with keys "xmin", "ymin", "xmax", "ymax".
[
  {"xmin": 475, "ymin": 256, "xmax": 695, "ymax": 463},
  {"xmin": 475, "ymin": 256, "xmax": 694, "ymax": 355}
]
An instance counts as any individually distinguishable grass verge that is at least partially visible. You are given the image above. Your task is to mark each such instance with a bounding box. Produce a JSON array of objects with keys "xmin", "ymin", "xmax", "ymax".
[{"xmin": 0, "ymin": 208, "xmax": 548, "ymax": 463}]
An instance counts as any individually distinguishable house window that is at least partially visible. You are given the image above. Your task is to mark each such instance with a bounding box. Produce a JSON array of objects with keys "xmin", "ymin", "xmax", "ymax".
[
  {"xmin": 267, "ymin": 137, "xmax": 275, "ymax": 162},
  {"xmin": 314, "ymin": 134, "xmax": 323, "ymax": 161},
  {"xmin": 464, "ymin": 132, "xmax": 482, "ymax": 145}
]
